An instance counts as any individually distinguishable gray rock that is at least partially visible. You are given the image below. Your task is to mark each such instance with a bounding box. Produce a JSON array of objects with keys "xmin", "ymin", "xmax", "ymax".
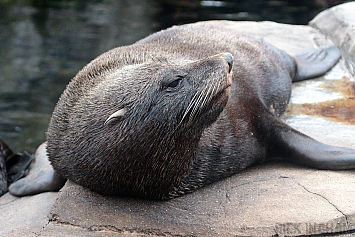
[
  {"xmin": 50, "ymin": 164, "xmax": 355, "ymax": 237},
  {"xmin": 0, "ymin": 192, "xmax": 57, "ymax": 236},
  {"xmin": 310, "ymin": 2, "xmax": 355, "ymax": 76}
]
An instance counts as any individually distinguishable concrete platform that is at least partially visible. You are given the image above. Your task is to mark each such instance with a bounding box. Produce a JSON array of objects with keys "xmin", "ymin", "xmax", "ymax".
[{"xmin": 1, "ymin": 3, "xmax": 355, "ymax": 237}]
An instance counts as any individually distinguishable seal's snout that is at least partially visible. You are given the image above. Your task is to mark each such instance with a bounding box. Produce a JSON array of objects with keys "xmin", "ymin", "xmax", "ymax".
[{"xmin": 222, "ymin": 53, "xmax": 234, "ymax": 73}]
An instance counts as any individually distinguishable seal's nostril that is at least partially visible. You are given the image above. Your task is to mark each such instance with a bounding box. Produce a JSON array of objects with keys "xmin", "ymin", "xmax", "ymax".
[
  {"xmin": 227, "ymin": 61, "xmax": 233, "ymax": 73},
  {"xmin": 223, "ymin": 53, "xmax": 234, "ymax": 73}
]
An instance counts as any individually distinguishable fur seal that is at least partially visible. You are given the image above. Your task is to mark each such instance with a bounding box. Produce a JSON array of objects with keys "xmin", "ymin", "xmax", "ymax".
[{"xmin": 8, "ymin": 23, "xmax": 355, "ymax": 200}]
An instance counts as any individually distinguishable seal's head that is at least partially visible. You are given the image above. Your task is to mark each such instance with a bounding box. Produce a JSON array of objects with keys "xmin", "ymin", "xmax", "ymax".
[{"xmin": 47, "ymin": 51, "xmax": 233, "ymax": 199}]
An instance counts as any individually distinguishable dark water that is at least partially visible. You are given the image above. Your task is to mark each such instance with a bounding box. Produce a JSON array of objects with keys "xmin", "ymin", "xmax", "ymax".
[{"xmin": 0, "ymin": 0, "xmax": 352, "ymax": 152}]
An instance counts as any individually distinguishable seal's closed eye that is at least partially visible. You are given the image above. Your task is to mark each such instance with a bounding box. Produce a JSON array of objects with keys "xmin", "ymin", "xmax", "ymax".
[
  {"xmin": 163, "ymin": 75, "xmax": 185, "ymax": 92},
  {"xmin": 167, "ymin": 77, "xmax": 182, "ymax": 88}
]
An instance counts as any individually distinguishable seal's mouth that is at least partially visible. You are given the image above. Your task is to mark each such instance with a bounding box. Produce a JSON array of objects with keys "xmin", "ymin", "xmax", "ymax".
[
  {"xmin": 202, "ymin": 73, "xmax": 232, "ymax": 119},
  {"xmin": 206, "ymin": 53, "xmax": 233, "ymax": 109},
  {"xmin": 178, "ymin": 53, "xmax": 233, "ymax": 127},
  {"xmin": 225, "ymin": 74, "xmax": 233, "ymax": 89},
  {"xmin": 208, "ymin": 56, "xmax": 233, "ymax": 113}
]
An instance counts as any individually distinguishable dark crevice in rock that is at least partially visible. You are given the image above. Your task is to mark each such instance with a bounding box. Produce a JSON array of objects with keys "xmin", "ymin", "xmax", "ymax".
[
  {"xmin": 47, "ymin": 214, "xmax": 90, "ymax": 231},
  {"xmin": 50, "ymin": 215, "xmax": 195, "ymax": 237},
  {"xmin": 297, "ymin": 183, "xmax": 350, "ymax": 230},
  {"xmin": 35, "ymin": 218, "xmax": 52, "ymax": 237},
  {"xmin": 90, "ymin": 225, "xmax": 194, "ymax": 236},
  {"xmin": 295, "ymin": 228, "xmax": 355, "ymax": 237}
]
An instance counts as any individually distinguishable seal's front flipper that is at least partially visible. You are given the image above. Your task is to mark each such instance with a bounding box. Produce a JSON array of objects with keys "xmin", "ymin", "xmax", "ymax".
[
  {"xmin": 9, "ymin": 143, "xmax": 66, "ymax": 197},
  {"xmin": 267, "ymin": 118, "xmax": 355, "ymax": 170},
  {"xmin": 9, "ymin": 168, "xmax": 65, "ymax": 196},
  {"xmin": 293, "ymin": 46, "xmax": 341, "ymax": 82}
]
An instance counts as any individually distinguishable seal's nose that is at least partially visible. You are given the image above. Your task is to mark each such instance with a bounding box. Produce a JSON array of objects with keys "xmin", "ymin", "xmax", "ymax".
[{"xmin": 222, "ymin": 53, "xmax": 234, "ymax": 73}]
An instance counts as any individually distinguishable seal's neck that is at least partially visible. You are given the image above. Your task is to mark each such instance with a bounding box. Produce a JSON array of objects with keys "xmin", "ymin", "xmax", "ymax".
[{"xmin": 132, "ymin": 128, "xmax": 203, "ymax": 199}]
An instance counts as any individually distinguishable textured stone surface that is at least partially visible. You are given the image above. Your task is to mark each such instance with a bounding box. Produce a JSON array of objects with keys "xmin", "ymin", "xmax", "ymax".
[
  {"xmin": 49, "ymin": 164, "xmax": 355, "ymax": 237},
  {"xmin": 0, "ymin": 192, "xmax": 57, "ymax": 236},
  {"xmin": 310, "ymin": 2, "xmax": 355, "ymax": 76},
  {"xmin": 1, "ymin": 3, "xmax": 355, "ymax": 237}
]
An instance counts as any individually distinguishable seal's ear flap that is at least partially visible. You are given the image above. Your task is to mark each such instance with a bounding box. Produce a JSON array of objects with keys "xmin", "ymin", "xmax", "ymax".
[{"xmin": 104, "ymin": 108, "xmax": 126, "ymax": 126}]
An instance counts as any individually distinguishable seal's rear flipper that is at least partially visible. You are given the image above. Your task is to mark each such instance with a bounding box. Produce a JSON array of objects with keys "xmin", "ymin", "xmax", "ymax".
[
  {"xmin": 267, "ymin": 118, "xmax": 355, "ymax": 170},
  {"xmin": 293, "ymin": 46, "xmax": 341, "ymax": 82}
]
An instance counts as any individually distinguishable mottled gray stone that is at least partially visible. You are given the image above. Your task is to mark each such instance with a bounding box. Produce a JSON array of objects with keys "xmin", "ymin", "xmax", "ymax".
[
  {"xmin": 310, "ymin": 2, "xmax": 355, "ymax": 76},
  {"xmin": 0, "ymin": 192, "xmax": 57, "ymax": 236},
  {"xmin": 49, "ymin": 164, "xmax": 355, "ymax": 237}
]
